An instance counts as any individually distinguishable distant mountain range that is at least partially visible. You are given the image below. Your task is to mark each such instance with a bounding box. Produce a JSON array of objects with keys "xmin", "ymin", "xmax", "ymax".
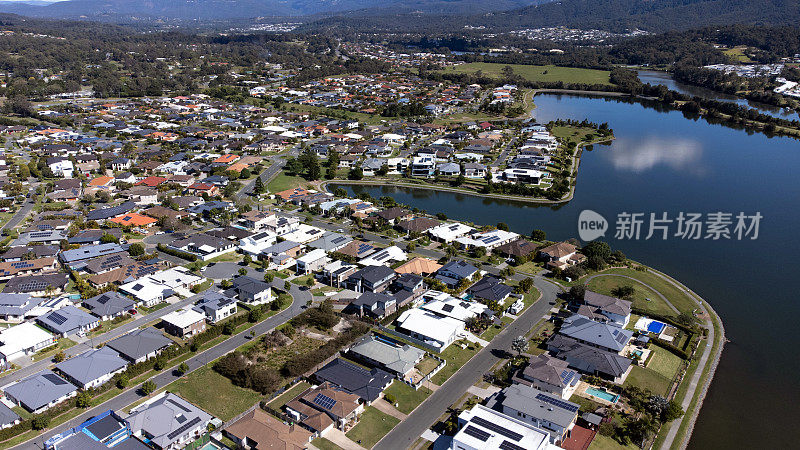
[{"xmin": 0, "ymin": 0, "xmax": 548, "ymax": 21}]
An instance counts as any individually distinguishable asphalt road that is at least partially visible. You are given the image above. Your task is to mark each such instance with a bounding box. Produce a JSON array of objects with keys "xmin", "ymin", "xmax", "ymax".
[
  {"xmin": 12, "ymin": 285, "xmax": 311, "ymax": 450},
  {"xmin": 0, "ymin": 292, "xmax": 206, "ymax": 388},
  {"xmin": 1, "ymin": 190, "xmax": 36, "ymax": 232},
  {"xmin": 373, "ymin": 275, "xmax": 563, "ymax": 450}
]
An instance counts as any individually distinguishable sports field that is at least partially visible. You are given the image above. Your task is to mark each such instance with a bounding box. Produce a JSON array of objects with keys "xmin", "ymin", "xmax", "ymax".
[{"xmin": 440, "ymin": 62, "xmax": 613, "ymax": 85}]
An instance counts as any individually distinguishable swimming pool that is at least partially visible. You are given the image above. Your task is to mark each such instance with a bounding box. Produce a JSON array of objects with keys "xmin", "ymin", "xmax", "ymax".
[
  {"xmin": 631, "ymin": 349, "xmax": 644, "ymax": 358},
  {"xmin": 586, "ymin": 387, "xmax": 620, "ymax": 403},
  {"xmin": 647, "ymin": 321, "xmax": 666, "ymax": 334}
]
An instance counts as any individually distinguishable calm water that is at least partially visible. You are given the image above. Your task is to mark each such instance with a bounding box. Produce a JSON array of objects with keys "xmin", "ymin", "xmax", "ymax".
[
  {"xmin": 637, "ymin": 69, "xmax": 800, "ymax": 121},
  {"xmin": 335, "ymin": 94, "xmax": 800, "ymax": 448}
]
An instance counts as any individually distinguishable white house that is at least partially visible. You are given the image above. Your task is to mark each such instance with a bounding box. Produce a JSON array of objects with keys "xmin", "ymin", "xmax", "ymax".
[
  {"xmin": 359, "ymin": 245, "xmax": 407, "ymax": 267},
  {"xmin": 295, "ymin": 249, "xmax": 329, "ymax": 275},
  {"xmin": 452, "ymin": 404, "xmax": 549, "ymax": 450},
  {"xmin": 395, "ymin": 308, "xmax": 464, "ymax": 352},
  {"xmin": 0, "ymin": 322, "xmax": 56, "ymax": 363}
]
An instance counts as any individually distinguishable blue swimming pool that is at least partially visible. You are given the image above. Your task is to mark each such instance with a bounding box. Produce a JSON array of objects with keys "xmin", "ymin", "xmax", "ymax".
[
  {"xmin": 586, "ymin": 387, "xmax": 620, "ymax": 403},
  {"xmin": 647, "ymin": 321, "xmax": 666, "ymax": 334}
]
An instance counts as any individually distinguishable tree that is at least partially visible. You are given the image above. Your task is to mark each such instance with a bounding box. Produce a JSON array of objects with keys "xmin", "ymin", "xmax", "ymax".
[
  {"xmin": 511, "ymin": 336, "xmax": 528, "ymax": 356},
  {"xmin": 116, "ymin": 374, "xmax": 129, "ymax": 389},
  {"xmin": 305, "ymin": 276, "xmax": 314, "ymax": 288},
  {"xmin": 263, "ymin": 272, "xmax": 275, "ymax": 283},
  {"xmin": 3, "ymin": 95, "xmax": 33, "ymax": 117},
  {"xmin": 177, "ymin": 362, "xmax": 189, "ymax": 376},
  {"xmin": 531, "ymin": 229, "xmax": 546, "ymax": 241},
  {"xmin": 53, "ymin": 350, "xmax": 66, "ymax": 363},
  {"xmin": 76, "ymin": 391, "xmax": 92, "ymax": 408},
  {"xmin": 128, "ymin": 243, "xmax": 145, "ymax": 256},
  {"xmin": 497, "ymin": 222, "xmax": 509, "ymax": 231},
  {"xmin": 253, "ymin": 176, "xmax": 265, "ymax": 194},
  {"xmin": 238, "ymin": 268, "xmax": 248, "ymax": 276},
  {"xmin": 100, "ymin": 233, "xmax": 119, "ymax": 244},
  {"xmin": 472, "ymin": 246, "xmax": 487, "ymax": 258},
  {"xmin": 248, "ymin": 308, "xmax": 262, "ymax": 323},
  {"xmin": 611, "ymin": 285, "xmax": 635, "ymax": 299},
  {"xmin": 240, "ymin": 168, "xmax": 251, "ymax": 179},
  {"xmin": 582, "ymin": 241, "xmax": 611, "ymax": 265},
  {"xmin": 223, "ymin": 322, "xmax": 235, "ymax": 335},
  {"xmin": 141, "ymin": 380, "xmax": 157, "ymax": 395},
  {"xmin": 32, "ymin": 416, "xmax": 50, "ymax": 430},
  {"xmin": 569, "ymin": 285, "xmax": 586, "ymax": 301},
  {"xmin": 243, "ymin": 254, "xmax": 252, "ymax": 266}
]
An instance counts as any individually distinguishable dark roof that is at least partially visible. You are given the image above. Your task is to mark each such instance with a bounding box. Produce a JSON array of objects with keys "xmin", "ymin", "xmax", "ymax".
[
  {"xmin": 232, "ymin": 276, "xmax": 276, "ymax": 296},
  {"xmin": 3, "ymin": 273, "xmax": 69, "ymax": 294},
  {"xmin": 54, "ymin": 346, "xmax": 127, "ymax": 386},
  {"xmin": 68, "ymin": 228, "xmax": 123, "ymax": 245},
  {"xmin": 467, "ymin": 276, "xmax": 513, "ymax": 302},
  {"xmin": 438, "ymin": 259, "xmax": 478, "ymax": 279},
  {"xmin": 313, "ymin": 358, "xmax": 393, "ymax": 403},
  {"xmin": 496, "ymin": 238, "xmax": 538, "ymax": 258},
  {"xmin": 86, "ymin": 201, "xmax": 136, "ymax": 221},
  {"xmin": 397, "ymin": 217, "xmax": 440, "ymax": 233},
  {"xmin": 0, "ymin": 402, "xmax": 19, "ymax": 427},
  {"xmin": 37, "ymin": 305, "xmax": 98, "ymax": 335},
  {"xmin": 4, "ymin": 370, "xmax": 77, "ymax": 412},
  {"xmin": 83, "ymin": 291, "xmax": 136, "ymax": 318},
  {"xmin": 548, "ymin": 334, "xmax": 633, "ymax": 378},
  {"xmin": 105, "ymin": 328, "xmax": 172, "ymax": 362},
  {"xmin": 349, "ymin": 265, "xmax": 396, "ymax": 284},
  {"xmin": 205, "ymin": 226, "xmax": 253, "ymax": 241}
]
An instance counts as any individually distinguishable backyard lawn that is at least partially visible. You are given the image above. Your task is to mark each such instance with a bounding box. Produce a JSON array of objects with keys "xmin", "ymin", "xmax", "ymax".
[
  {"xmin": 267, "ymin": 381, "xmax": 311, "ymax": 409},
  {"xmin": 586, "ymin": 275, "xmax": 675, "ymax": 317},
  {"xmin": 646, "ymin": 346, "xmax": 684, "ymax": 380},
  {"xmin": 166, "ymin": 364, "xmax": 262, "ymax": 421},
  {"xmin": 415, "ymin": 356, "xmax": 440, "ymax": 376},
  {"xmin": 383, "ymin": 381, "xmax": 432, "ymax": 414},
  {"xmin": 440, "ymin": 62, "xmax": 613, "ymax": 85},
  {"xmin": 346, "ymin": 406, "xmax": 400, "ymax": 448},
  {"xmin": 625, "ymin": 366, "xmax": 671, "ymax": 396},
  {"xmin": 589, "ymin": 433, "xmax": 640, "ymax": 450}
]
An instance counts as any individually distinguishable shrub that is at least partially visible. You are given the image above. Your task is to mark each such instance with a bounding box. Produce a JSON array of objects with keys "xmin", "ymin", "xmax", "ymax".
[
  {"xmin": 141, "ymin": 380, "xmax": 157, "ymax": 395},
  {"xmin": 384, "ymin": 393, "xmax": 397, "ymax": 404},
  {"xmin": 32, "ymin": 416, "xmax": 50, "ymax": 430}
]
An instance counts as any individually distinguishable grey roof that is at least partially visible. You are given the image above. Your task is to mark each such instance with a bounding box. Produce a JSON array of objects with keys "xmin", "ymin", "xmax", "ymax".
[
  {"xmin": 232, "ymin": 276, "xmax": 276, "ymax": 296},
  {"xmin": 559, "ymin": 315, "xmax": 633, "ymax": 352},
  {"xmin": 193, "ymin": 291, "xmax": 236, "ymax": 314},
  {"xmin": 313, "ymin": 358, "xmax": 393, "ymax": 403},
  {"xmin": 467, "ymin": 276, "xmax": 513, "ymax": 302},
  {"xmin": 55, "ymin": 346, "xmax": 128, "ymax": 386},
  {"xmin": 83, "ymin": 291, "xmax": 136, "ymax": 318},
  {"xmin": 349, "ymin": 291, "xmax": 395, "ymax": 317},
  {"xmin": 0, "ymin": 293, "xmax": 36, "ymax": 317},
  {"xmin": 127, "ymin": 393, "xmax": 212, "ymax": 449},
  {"xmin": 17, "ymin": 230, "xmax": 68, "ymax": 245},
  {"xmin": 1, "ymin": 245, "xmax": 59, "ymax": 261},
  {"xmin": 522, "ymin": 354, "xmax": 579, "ymax": 389},
  {"xmin": 262, "ymin": 240, "xmax": 302, "ymax": 255},
  {"xmin": 105, "ymin": 328, "xmax": 172, "ymax": 362},
  {"xmin": 348, "ymin": 334, "xmax": 425, "ymax": 375},
  {"xmin": 0, "ymin": 402, "xmax": 20, "ymax": 427},
  {"xmin": 4, "ymin": 370, "xmax": 77, "ymax": 412},
  {"xmin": 59, "ymin": 243, "xmax": 125, "ymax": 263},
  {"xmin": 497, "ymin": 384, "xmax": 579, "ymax": 428},
  {"xmin": 187, "ymin": 201, "xmax": 231, "ymax": 215},
  {"xmin": 584, "ymin": 290, "xmax": 632, "ymax": 317},
  {"xmin": 86, "ymin": 201, "xmax": 136, "ymax": 221},
  {"xmin": 437, "ymin": 259, "xmax": 478, "ymax": 279},
  {"xmin": 68, "ymin": 228, "xmax": 123, "ymax": 245},
  {"xmin": 349, "ymin": 265, "xmax": 395, "ymax": 284},
  {"xmin": 37, "ymin": 305, "xmax": 98, "ymax": 335},
  {"xmin": 308, "ymin": 232, "xmax": 352, "ymax": 252},
  {"xmin": 547, "ymin": 334, "xmax": 633, "ymax": 378}
]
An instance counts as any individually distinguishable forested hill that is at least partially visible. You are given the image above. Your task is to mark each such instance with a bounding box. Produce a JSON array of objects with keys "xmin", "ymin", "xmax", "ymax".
[{"xmin": 304, "ymin": 0, "xmax": 800, "ymax": 34}]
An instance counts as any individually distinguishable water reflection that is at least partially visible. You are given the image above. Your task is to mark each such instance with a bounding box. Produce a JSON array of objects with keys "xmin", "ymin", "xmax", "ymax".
[{"xmin": 605, "ymin": 136, "xmax": 705, "ymax": 175}]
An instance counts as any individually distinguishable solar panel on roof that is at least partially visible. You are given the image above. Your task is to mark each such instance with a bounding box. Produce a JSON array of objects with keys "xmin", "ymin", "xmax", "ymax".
[
  {"xmin": 472, "ymin": 416, "xmax": 524, "ymax": 441},
  {"xmin": 49, "ymin": 312, "xmax": 68, "ymax": 325},
  {"xmin": 463, "ymin": 425, "xmax": 490, "ymax": 441},
  {"xmin": 499, "ymin": 440, "xmax": 527, "ymax": 450},
  {"xmin": 535, "ymin": 392, "xmax": 579, "ymax": 413},
  {"xmin": 166, "ymin": 417, "xmax": 201, "ymax": 440},
  {"xmin": 442, "ymin": 304, "xmax": 455, "ymax": 313},
  {"xmin": 313, "ymin": 393, "xmax": 337, "ymax": 410},
  {"xmin": 43, "ymin": 373, "xmax": 68, "ymax": 385}
]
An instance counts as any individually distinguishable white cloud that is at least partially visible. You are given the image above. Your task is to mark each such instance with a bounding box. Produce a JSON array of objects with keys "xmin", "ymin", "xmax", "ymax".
[{"xmin": 603, "ymin": 136, "xmax": 704, "ymax": 175}]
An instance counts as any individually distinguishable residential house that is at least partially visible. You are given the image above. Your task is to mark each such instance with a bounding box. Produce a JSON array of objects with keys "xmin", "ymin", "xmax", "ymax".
[
  {"xmin": 109, "ymin": 213, "xmax": 158, "ymax": 228},
  {"xmin": 285, "ymin": 382, "xmax": 364, "ymax": 436},
  {"xmin": 345, "ymin": 265, "xmax": 396, "ymax": 293},
  {"xmin": 496, "ymin": 238, "xmax": 538, "ymax": 262},
  {"xmin": 394, "ymin": 257, "xmax": 442, "ymax": 276},
  {"xmin": 161, "ymin": 309, "xmax": 207, "ymax": 337},
  {"xmin": 557, "ymin": 315, "xmax": 633, "ymax": 354},
  {"xmin": 4, "ymin": 370, "xmax": 78, "ymax": 414},
  {"xmin": 295, "ymin": 249, "xmax": 330, "ymax": 275},
  {"xmin": 321, "ymin": 260, "xmax": 357, "ymax": 288},
  {"xmin": 452, "ymin": 404, "xmax": 549, "ymax": 450},
  {"xmin": 396, "ymin": 217, "xmax": 440, "ymax": 234},
  {"xmin": 308, "ymin": 232, "xmax": 352, "ymax": 253},
  {"xmin": 347, "ymin": 334, "xmax": 426, "ymax": 378},
  {"xmin": 467, "ymin": 276, "xmax": 513, "ymax": 305},
  {"xmin": 454, "ymin": 229, "xmax": 519, "ymax": 251},
  {"xmin": 128, "ymin": 392, "xmax": 213, "ymax": 450},
  {"xmin": 3, "ymin": 273, "xmax": 69, "ymax": 296},
  {"xmin": 193, "ymin": 291, "xmax": 237, "ymax": 323},
  {"xmin": 346, "ymin": 291, "xmax": 397, "ymax": 319},
  {"xmin": 54, "ymin": 346, "xmax": 128, "ymax": 390},
  {"xmin": 359, "ymin": 245, "xmax": 407, "ymax": 267},
  {"xmin": 0, "ymin": 257, "xmax": 58, "ymax": 281},
  {"xmin": 231, "ymin": 276, "xmax": 275, "ymax": 306},
  {"xmin": 0, "ymin": 293, "xmax": 41, "ymax": 322},
  {"xmin": 428, "ymin": 222, "xmax": 475, "ymax": 243},
  {"xmin": 169, "ymin": 233, "xmax": 237, "ymax": 261},
  {"xmin": 83, "ymin": 291, "xmax": 136, "ymax": 321},
  {"xmin": 538, "ymin": 242, "xmax": 586, "ymax": 270},
  {"xmin": 36, "ymin": 305, "xmax": 100, "ymax": 337},
  {"xmin": 105, "ymin": 328, "xmax": 173, "ymax": 364},
  {"xmin": 491, "ymin": 384, "xmax": 579, "ymax": 445},
  {"xmin": 223, "ymin": 408, "xmax": 313, "ymax": 450},
  {"xmin": 463, "ymin": 162, "xmax": 487, "ymax": 178},
  {"xmin": 579, "ymin": 291, "xmax": 632, "ymax": 328},
  {"xmin": 411, "ymin": 156, "xmax": 435, "ymax": 178},
  {"xmin": 435, "ymin": 260, "xmax": 478, "ymax": 288},
  {"xmin": 547, "ymin": 334, "xmax": 633, "ymax": 383},
  {"xmin": 514, "ymin": 354, "xmax": 581, "ymax": 400},
  {"xmin": 395, "ymin": 308, "xmax": 464, "ymax": 351},
  {"xmin": 0, "ymin": 404, "xmax": 20, "ymax": 430},
  {"xmin": 313, "ymin": 358, "xmax": 393, "ymax": 404},
  {"xmin": 0, "ymin": 322, "xmax": 56, "ymax": 363}
]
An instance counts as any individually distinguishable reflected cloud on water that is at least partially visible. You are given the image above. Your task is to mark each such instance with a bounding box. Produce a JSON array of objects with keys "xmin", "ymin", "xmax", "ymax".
[{"xmin": 604, "ymin": 136, "xmax": 705, "ymax": 175}]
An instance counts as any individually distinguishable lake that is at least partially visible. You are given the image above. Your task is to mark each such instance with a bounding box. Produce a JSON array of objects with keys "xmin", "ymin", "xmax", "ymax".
[
  {"xmin": 637, "ymin": 69, "xmax": 800, "ymax": 121},
  {"xmin": 334, "ymin": 93, "xmax": 800, "ymax": 448}
]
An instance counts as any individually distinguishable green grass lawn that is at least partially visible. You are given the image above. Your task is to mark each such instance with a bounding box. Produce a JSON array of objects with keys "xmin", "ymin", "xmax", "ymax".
[
  {"xmin": 568, "ymin": 394, "xmax": 604, "ymax": 413},
  {"xmin": 431, "ymin": 340, "xmax": 480, "ymax": 385},
  {"xmin": 383, "ymin": 381, "xmax": 432, "ymax": 415},
  {"xmin": 290, "ymin": 273, "xmax": 315, "ymax": 287},
  {"xmin": 440, "ymin": 62, "xmax": 613, "ymax": 85},
  {"xmin": 267, "ymin": 171, "xmax": 310, "ymax": 193},
  {"xmin": 164, "ymin": 364, "xmax": 261, "ymax": 421},
  {"xmin": 646, "ymin": 345, "xmax": 684, "ymax": 380},
  {"xmin": 586, "ymin": 275, "xmax": 675, "ymax": 317},
  {"xmin": 267, "ymin": 381, "xmax": 311, "ymax": 409},
  {"xmin": 346, "ymin": 406, "xmax": 400, "ymax": 448},
  {"xmin": 415, "ymin": 356, "xmax": 440, "ymax": 376},
  {"xmin": 589, "ymin": 433, "xmax": 640, "ymax": 450},
  {"xmin": 480, "ymin": 323, "xmax": 506, "ymax": 341},
  {"xmin": 33, "ymin": 338, "xmax": 77, "ymax": 362},
  {"xmin": 602, "ymin": 268, "xmax": 698, "ymax": 314},
  {"xmin": 311, "ymin": 438, "xmax": 343, "ymax": 450},
  {"xmin": 625, "ymin": 366, "xmax": 671, "ymax": 396}
]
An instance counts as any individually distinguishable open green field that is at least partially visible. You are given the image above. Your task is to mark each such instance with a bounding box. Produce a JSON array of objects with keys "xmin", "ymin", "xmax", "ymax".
[
  {"xmin": 586, "ymin": 275, "xmax": 675, "ymax": 317},
  {"xmin": 165, "ymin": 365, "xmax": 261, "ymax": 421},
  {"xmin": 267, "ymin": 171, "xmax": 310, "ymax": 193},
  {"xmin": 647, "ymin": 345, "xmax": 684, "ymax": 380},
  {"xmin": 625, "ymin": 365, "xmax": 671, "ymax": 396},
  {"xmin": 346, "ymin": 406, "xmax": 400, "ymax": 448},
  {"xmin": 601, "ymin": 267, "xmax": 698, "ymax": 314},
  {"xmin": 383, "ymin": 381, "xmax": 432, "ymax": 415},
  {"xmin": 440, "ymin": 63, "xmax": 613, "ymax": 86}
]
